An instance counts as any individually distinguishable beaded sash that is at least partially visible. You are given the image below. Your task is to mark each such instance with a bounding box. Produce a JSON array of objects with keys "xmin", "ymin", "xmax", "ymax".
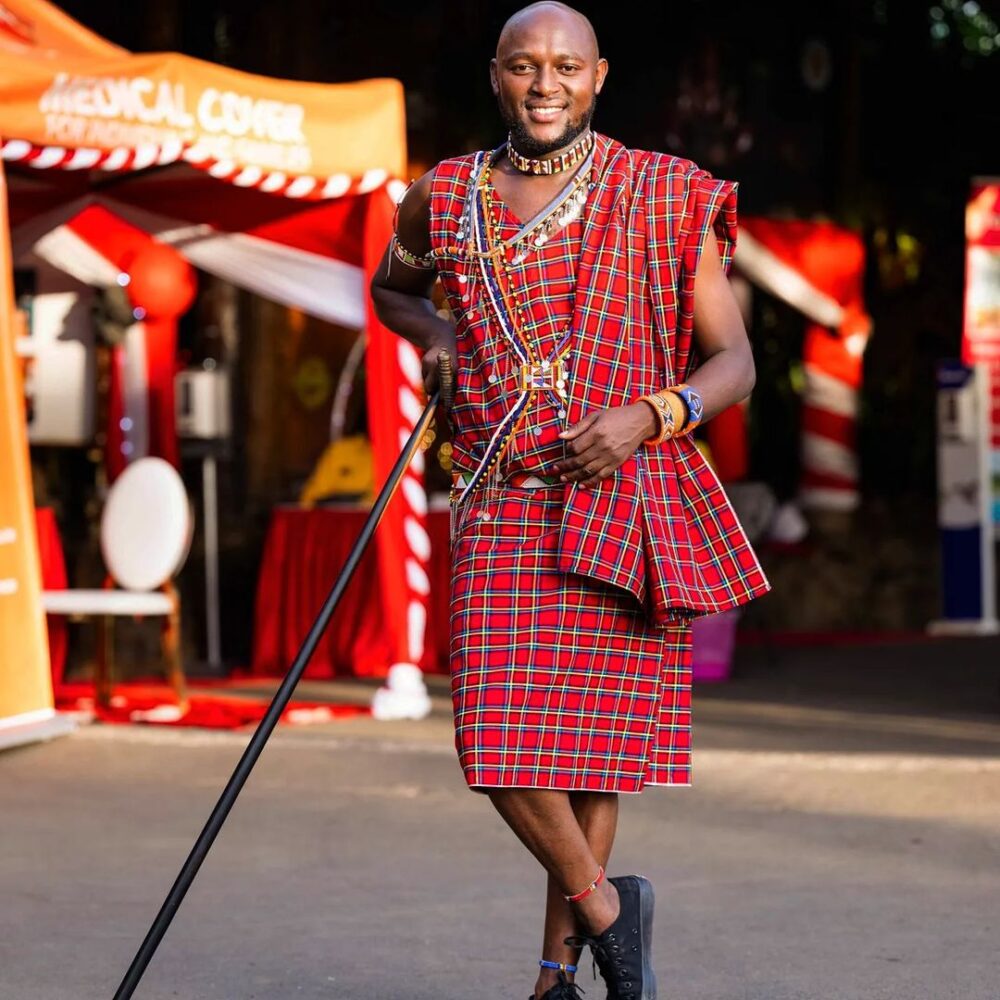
[{"xmin": 447, "ymin": 148, "xmax": 592, "ymax": 543}]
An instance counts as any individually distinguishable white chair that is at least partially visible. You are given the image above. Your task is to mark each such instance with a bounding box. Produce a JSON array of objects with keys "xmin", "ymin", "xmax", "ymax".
[{"xmin": 42, "ymin": 457, "xmax": 193, "ymax": 708}]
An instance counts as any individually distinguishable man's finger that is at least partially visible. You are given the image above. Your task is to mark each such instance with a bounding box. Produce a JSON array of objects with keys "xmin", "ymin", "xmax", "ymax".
[
  {"xmin": 558, "ymin": 411, "xmax": 600, "ymax": 439},
  {"xmin": 579, "ymin": 463, "xmax": 617, "ymax": 487},
  {"xmin": 558, "ymin": 449, "xmax": 607, "ymax": 481},
  {"xmin": 553, "ymin": 441, "xmax": 603, "ymax": 475}
]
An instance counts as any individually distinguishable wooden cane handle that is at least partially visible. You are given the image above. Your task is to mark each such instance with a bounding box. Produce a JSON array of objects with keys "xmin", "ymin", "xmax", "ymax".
[{"xmin": 437, "ymin": 348, "xmax": 455, "ymax": 409}]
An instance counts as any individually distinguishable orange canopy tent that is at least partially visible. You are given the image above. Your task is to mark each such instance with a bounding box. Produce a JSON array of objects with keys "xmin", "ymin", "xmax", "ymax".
[
  {"xmin": 0, "ymin": 0, "xmax": 405, "ymax": 190},
  {"xmin": 0, "ymin": 0, "xmax": 427, "ymax": 745}
]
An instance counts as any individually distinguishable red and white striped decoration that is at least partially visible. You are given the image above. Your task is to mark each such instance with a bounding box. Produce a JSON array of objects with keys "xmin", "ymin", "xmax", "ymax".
[
  {"xmin": 0, "ymin": 138, "xmax": 407, "ymax": 203},
  {"xmin": 736, "ymin": 221, "xmax": 870, "ymax": 513},
  {"xmin": 393, "ymin": 338, "xmax": 432, "ymax": 667}
]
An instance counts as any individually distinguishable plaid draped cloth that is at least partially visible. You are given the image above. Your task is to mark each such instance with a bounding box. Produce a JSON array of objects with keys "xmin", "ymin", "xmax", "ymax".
[
  {"xmin": 430, "ymin": 133, "xmax": 770, "ymax": 626},
  {"xmin": 448, "ymin": 483, "xmax": 693, "ymax": 791}
]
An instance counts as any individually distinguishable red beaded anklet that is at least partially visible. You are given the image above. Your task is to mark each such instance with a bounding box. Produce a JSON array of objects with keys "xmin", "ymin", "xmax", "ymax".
[{"xmin": 563, "ymin": 865, "xmax": 605, "ymax": 903}]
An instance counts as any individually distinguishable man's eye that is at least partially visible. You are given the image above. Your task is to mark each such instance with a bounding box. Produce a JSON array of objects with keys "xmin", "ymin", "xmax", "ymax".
[
  {"xmin": 511, "ymin": 64, "xmax": 533, "ymax": 72},
  {"xmin": 559, "ymin": 65, "xmax": 580, "ymax": 73}
]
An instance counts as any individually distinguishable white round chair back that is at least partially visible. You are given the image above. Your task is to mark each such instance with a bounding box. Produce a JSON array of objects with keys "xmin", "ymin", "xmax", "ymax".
[{"xmin": 100, "ymin": 457, "xmax": 193, "ymax": 592}]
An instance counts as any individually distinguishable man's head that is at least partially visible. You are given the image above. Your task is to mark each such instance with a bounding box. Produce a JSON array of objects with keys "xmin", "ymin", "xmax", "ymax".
[{"xmin": 491, "ymin": 2, "xmax": 608, "ymax": 158}]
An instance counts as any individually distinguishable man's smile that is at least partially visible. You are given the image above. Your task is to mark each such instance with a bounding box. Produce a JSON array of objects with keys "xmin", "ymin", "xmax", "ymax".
[{"xmin": 526, "ymin": 104, "xmax": 567, "ymax": 123}]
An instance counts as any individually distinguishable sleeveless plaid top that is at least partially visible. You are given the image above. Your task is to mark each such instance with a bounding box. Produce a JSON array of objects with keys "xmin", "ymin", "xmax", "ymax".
[
  {"xmin": 428, "ymin": 150, "xmax": 667, "ymax": 484},
  {"xmin": 428, "ymin": 135, "xmax": 771, "ymax": 624}
]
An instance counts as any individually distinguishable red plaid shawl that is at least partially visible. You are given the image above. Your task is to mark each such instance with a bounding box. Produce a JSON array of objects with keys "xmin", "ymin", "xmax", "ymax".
[{"xmin": 431, "ymin": 133, "xmax": 770, "ymax": 624}]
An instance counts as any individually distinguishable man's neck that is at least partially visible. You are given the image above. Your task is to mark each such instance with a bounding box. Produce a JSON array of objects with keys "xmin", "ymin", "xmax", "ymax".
[{"xmin": 502, "ymin": 128, "xmax": 594, "ymax": 178}]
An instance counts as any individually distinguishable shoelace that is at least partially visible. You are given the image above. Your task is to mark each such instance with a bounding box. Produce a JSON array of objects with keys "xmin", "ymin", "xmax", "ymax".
[
  {"xmin": 538, "ymin": 975, "xmax": 586, "ymax": 1000},
  {"xmin": 563, "ymin": 933, "xmax": 635, "ymax": 1000}
]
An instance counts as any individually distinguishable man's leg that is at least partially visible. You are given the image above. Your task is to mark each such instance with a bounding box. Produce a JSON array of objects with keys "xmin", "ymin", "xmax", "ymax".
[
  {"xmin": 488, "ymin": 789, "xmax": 620, "ymax": 998},
  {"xmin": 532, "ymin": 792, "xmax": 620, "ymax": 996}
]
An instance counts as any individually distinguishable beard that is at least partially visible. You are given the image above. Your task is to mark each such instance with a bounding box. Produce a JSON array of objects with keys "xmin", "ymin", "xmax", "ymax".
[{"xmin": 500, "ymin": 93, "xmax": 597, "ymax": 157}]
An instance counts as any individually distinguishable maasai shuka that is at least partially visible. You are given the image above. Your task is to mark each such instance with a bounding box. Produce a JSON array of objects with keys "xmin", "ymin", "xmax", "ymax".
[
  {"xmin": 430, "ymin": 133, "xmax": 771, "ymax": 627},
  {"xmin": 431, "ymin": 134, "xmax": 766, "ymax": 792},
  {"xmin": 449, "ymin": 483, "xmax": 693, "ymax": 791}
]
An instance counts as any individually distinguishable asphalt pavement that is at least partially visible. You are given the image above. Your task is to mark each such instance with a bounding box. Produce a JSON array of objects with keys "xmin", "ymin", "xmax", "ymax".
[{"xmin": 1, "ymin": 636, "xmax": 999, "ymax": 1000}]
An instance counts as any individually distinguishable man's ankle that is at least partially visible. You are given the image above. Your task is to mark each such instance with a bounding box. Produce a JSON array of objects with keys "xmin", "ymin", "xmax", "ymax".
[
  {"xmin": 535, "ymin": 969, "xmax": 572, "ymax": 998},
  {"xmin": 576, "ymin": 878, "xmax": 620, "ymax": 935}
]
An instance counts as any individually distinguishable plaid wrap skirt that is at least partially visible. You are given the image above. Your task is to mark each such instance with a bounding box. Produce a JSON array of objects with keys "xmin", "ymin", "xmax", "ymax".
[{"xmin": 449, "ymin": 483, "xmax": 693, "ymax": 793}]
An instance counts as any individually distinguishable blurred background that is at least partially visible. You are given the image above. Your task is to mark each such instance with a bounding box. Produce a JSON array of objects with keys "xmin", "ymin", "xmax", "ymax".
[
  {"xmin": 2, "ymin": 8, "xmax": 999, "ymax": 998},
  {"xmin": 2, "ymin": 0, "xmax": 999, "ymax": 726}
]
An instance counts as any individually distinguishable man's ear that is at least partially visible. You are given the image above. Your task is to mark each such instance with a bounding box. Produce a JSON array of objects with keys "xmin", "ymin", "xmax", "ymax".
[
  {"xmin": 489, "ymin": 57, "xmax": 500, "ymax": 96},
  {"xmin": 595, "ymin": 58, "xmax": 609, "ymax": 95}
]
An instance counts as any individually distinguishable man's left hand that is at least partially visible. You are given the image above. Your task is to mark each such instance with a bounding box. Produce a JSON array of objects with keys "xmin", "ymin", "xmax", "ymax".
[{"xmin": 552, "ymin": 403, "xmax": 656, "ymax": 487}]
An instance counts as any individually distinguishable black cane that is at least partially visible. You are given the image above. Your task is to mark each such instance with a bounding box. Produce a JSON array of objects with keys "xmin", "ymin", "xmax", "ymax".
[{"xmin": 112, "ymin": 350, "xmax": 453, "ymax": 999}]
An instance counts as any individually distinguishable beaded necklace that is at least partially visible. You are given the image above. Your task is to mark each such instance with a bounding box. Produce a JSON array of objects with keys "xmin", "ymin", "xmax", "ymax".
[
  {"xmin": 507, "ymin": 128, "xmax": 594, "ymax": 175},
  {"xmin": 484, "ymin": 160, "xmax": 591, "ymax": 265},
  {"xmin": 448, "ymin": 146, "xmax": 595, "ymax": 535},
  {"xmin": 480, "ymin": 163, "xmax": 578, "ymax": 378}
]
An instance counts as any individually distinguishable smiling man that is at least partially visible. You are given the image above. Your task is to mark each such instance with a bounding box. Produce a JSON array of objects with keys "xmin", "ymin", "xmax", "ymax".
[{"xmin": 370, "ymin": 3, "xmax": 769, "ymax": 998}]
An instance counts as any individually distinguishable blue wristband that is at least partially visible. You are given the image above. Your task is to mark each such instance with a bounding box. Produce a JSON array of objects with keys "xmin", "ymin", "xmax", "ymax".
[{"xmin": 671, "ymin": 383, "xmax": 704, "ymax": 433}]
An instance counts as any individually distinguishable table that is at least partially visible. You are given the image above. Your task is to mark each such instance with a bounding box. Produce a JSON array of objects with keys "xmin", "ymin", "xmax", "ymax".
[{"xmin": 252, "ymin": 504, "xmax": 452, "ymax": 679}]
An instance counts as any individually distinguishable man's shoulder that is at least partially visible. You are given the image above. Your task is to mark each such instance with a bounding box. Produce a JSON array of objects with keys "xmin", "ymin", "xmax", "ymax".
[
  {"xmin": 432, "ymin": 150, "xmax": 486, "ymax": 178},
  {"xmin": 628, "ymin": 148, "xmax": 701, "ymax": 182},
  {"xmin": 594, "ymin": 134, "xmax": 696, "ymax": 176}
]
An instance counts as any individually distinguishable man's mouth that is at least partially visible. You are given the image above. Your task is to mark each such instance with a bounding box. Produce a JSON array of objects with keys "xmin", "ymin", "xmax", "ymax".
[{"xmin": 526, "ymin": 105, "xmax": 566, "ymax": 123}]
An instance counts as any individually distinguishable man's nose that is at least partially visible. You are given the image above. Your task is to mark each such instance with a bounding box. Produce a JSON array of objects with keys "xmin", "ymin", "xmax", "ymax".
[{"xmin": 530, "ymin": 66, "xmax": 561, "ymax": 96}]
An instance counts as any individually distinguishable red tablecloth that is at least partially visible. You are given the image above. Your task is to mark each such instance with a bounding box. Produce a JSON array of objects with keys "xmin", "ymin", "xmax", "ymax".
[
  {"xmin": 252, "ymin": 505, "xmax": 452, "ymax": 679},
  {"xmin": 35, "ymin": 507, "xmax": 68, "ymax": 685}
]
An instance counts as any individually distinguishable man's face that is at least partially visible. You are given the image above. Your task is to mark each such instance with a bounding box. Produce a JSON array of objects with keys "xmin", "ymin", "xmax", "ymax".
[{"xmin": 491, "ymin": 11, "xmax": 607, "ymax": 157}]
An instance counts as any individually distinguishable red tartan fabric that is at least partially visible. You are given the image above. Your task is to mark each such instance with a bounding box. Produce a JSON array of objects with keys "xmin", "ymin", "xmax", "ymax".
[
  {"xmin": 450, "ymin": 484, "xmax": 692, "ymax": 791},
  {"xmin": 442, "ymin": 166, "xmax": 585, "ymax": 477},
  {"xmin": 430, "ymin": 134, "xmax": 770, "ymax": 624}
]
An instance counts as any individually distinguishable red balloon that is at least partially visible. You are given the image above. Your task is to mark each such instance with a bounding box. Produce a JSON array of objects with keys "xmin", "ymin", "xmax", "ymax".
[{"xmin": 123, "ymin": 241, "xmax": 197, "ymax": 319}]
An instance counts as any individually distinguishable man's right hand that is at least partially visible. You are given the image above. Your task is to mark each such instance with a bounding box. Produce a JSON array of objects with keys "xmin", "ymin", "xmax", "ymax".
[{"xmin": 421, "ymin": 335, "xmax": 457, "ymax": 408}]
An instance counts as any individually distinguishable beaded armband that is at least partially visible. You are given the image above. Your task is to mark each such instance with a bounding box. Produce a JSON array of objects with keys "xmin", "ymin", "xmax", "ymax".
[
  {"xmin": 668, "ymin": 383, "xmax": 704, "ymax": 435},
  {"xmin": 637, "ymin": 389, "xmax": 688, "ymax": 446},
  {"xmin": 638, "ymin": 392, "xmax": 676, "ymax": 445},
  {"xmin": 390, "ymin": 234, "xmax": 435, "ymax": 270}
]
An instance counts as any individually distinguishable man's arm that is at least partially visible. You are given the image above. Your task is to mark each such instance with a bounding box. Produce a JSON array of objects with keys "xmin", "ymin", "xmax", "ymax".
[
  {"xmin": 552, "ymin": 227, "xmax": 754, "ymax": 486},
  {"xmin": 683, "ymin": 227, "xmax": 755, "ymax": 419},
  {"xmin": 369, "ymin": 171, "xmax": 456, "ymax": 398}
]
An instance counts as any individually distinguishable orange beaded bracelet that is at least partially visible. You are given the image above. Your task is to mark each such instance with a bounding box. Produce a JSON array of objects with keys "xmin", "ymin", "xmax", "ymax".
[{"xmin": 637, "ymin": 389, "xmax": 685, "ymax": 445}]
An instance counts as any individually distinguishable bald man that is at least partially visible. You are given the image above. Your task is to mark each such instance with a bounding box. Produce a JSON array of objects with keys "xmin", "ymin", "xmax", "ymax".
[{"xmin": 371, "ymin": 4, "xmax": 769, "ymax": 998}]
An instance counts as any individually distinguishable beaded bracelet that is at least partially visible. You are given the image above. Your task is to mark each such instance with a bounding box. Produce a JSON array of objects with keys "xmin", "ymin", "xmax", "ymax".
[
  {"xmin": 658, "ymin": 390, "xmax": 687, "ymax": 437},
  {"xmin": 637, "ymin": 391, "xmax": 680, "ymax": 445},
  {"xmin": 667, "ymin": 383, "xmax": 704, "ymax": 436},
  {"xmin": 563, "ymin": 865, "xmax": 606, "ymax": 903},
  {"xmin": 540, "ymin": 960, "xmax": 579, "ymax": 974},
  {"xmin": 390, "ymin": 233, "xmax": 435, "ymax": 270}
]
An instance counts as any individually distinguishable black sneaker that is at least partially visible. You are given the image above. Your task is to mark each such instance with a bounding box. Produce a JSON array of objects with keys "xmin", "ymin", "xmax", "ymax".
[
  {"xmin": 564, "ymin": 874, "xmax": 656, "ymax": 1000},
  {"xmin": 533, "ymin": 971, "xmax": 586, "ymax": 1000}
]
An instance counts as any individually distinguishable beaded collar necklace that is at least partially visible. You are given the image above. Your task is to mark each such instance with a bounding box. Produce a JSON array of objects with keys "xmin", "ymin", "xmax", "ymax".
[
  {"xmin": 506, "ymin": 128, "xmax": 594, "ymax": 175},
  {"xmin": 482, "ymin": 148, "xmax": 594, "ymax": 265}
]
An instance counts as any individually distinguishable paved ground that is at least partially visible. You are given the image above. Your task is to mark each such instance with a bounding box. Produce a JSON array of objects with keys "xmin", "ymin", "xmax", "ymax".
[{"xmin": 2, "ymin": 637, "xmax": 999, "ymax": 1000}]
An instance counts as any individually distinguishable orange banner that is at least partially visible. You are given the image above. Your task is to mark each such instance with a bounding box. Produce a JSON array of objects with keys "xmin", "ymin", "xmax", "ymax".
[
  {"xmin": 0, "ymin": 0, "xmax": 406, "ymax": 182},
  {"xmin": 0, "ymin": 159, "xmax": 54, "ymax": 725}
]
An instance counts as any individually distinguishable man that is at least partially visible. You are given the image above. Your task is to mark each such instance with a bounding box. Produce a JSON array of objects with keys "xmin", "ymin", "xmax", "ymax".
[{"xmin": 371, "ymin": 4, "xmax": 769, "ymax": 998}]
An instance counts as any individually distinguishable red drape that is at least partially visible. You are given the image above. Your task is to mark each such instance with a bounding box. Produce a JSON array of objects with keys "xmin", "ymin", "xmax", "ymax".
[{"xmin": 251, "ymin": 506, "xmax": 451, "ymax": 678}]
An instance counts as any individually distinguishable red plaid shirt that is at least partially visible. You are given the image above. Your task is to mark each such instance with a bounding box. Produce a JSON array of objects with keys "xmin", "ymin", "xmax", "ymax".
[{"xmin": 430, "ymin": 133, "xmax": 770, "ymax": 623}]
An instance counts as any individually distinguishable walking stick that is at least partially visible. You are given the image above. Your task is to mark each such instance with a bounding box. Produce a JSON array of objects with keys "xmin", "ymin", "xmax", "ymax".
[{"xmin": 112, "ymin": 350, "xmax": 453, "ymax": 999}]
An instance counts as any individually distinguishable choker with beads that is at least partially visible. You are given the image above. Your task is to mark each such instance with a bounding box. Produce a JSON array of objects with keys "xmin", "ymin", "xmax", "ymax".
[{"xmin": 507, "ymin": 129, "xmax": 594, "ymax": 175}]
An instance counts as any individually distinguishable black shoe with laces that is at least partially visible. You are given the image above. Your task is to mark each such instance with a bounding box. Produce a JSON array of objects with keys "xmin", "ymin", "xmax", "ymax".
[
  {"xmin": 532, "ymin": 971, "xmax": 586, "ymax": 1000},
  {"xmin": 564, "ymin": 874, "xmax": 656, "ymax": 1000}
]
